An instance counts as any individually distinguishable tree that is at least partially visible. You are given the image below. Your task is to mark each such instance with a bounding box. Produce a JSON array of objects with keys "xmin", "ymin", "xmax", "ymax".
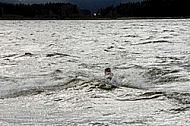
[{"xmin": 98, "ymin": 0, "xmax": 190, "ymax": 18}]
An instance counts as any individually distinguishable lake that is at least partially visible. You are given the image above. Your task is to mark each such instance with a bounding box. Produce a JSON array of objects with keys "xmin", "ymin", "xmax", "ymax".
[{"xmin": 0, "ymin": 19, "xmax": 190, "ymax": 125}]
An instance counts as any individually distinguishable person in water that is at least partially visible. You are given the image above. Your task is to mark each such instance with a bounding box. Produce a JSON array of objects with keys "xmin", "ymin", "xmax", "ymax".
[{"xmin": 104, "ymin": 68, "xmax": 118, "ymax": 86}]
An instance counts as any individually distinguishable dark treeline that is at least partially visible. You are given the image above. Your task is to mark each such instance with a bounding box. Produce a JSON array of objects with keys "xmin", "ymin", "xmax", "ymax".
[
  {"xmin": 98, "ymin": 0, "xmax": 190, "ymax": 18},
  {"xmin": 1, "ymin": 0, "xmax": 190, "ymax": 19},
  {"xmin": 0, "ymin": 2, "xmax": 84, "ymax": 19}
]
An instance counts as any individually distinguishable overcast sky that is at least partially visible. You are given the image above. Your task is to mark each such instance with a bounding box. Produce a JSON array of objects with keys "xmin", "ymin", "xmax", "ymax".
[{"xmin": 0, "ymin": 0, "xmax": 141, "ymax": 12}]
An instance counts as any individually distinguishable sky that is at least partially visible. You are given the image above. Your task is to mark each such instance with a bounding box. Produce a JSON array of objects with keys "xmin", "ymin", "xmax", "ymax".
[{"xmin": 0, "ymin": 0, "xmax": 141, "ymax": 12}]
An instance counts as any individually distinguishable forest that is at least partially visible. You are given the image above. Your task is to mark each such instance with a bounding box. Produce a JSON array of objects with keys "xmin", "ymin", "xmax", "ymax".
[
  {"xmin": 0, "ymin": 2, "xmax": 82, "ymax": 19},
  {"xmin": 0, "ymin": 0, "xmax": 190, "ymax": 19},
  {"xmin": 98, "ymin": 0, "xmax": 190, "ymax": 18}
]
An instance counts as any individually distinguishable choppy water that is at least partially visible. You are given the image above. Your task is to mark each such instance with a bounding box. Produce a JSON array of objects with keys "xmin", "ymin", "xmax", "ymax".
[{"xmin": 0, "ymin": 19, "xmax": 190, "ymax": 125}]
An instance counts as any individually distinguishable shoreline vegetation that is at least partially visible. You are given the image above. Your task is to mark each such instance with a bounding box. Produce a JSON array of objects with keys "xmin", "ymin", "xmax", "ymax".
[{"xmin": 0, "ymin": 0, "xmax": 190, "ymax": 20}]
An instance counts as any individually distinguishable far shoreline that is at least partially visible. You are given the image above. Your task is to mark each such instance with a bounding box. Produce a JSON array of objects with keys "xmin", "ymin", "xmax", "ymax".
[{"xmin": 0, "ymin": 15, "xmax": 190, "ymax": 20}]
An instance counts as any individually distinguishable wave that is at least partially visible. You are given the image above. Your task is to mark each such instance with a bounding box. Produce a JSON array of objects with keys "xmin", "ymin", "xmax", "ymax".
[
  {"xmin": 46, "ymin": 52, "xmax": 80, "ymax": 58},
  {"xmin": 132, "ymin": 40, "xmax": 171, "ymax": 45},
  {"xmin": 0, "ymin": 77, "xmax": 83, "ymax": 99},
  {"xmin": 1, "ymin": 65, "xmax": 190, "ymax": 105},
  {"xmin": 143, "ymin": 67, "xmax": 190, "ymax": 83},
  {"xmin": 1, "ymin": 54, "xmax": 18, "ymax": 58},
  {"xmin": 115, "ymin": 90, "xmax": 190, "ymax": 104},
  {"xmin": 169, "ymin": 106, "xmax": 190, "ymax": 113},
  {"xmin": 0, "ymin": 79, "xmax": 117, "ymax": 99},
  {"xmin": 115, "ymin": 91, "xmax": 165, "ymax": 101},
  {"xmin": 1, "ymin": 52, "xmax": 35, "ymax": 60},
  {"xmin": 166, "ymin": 92, "xmax": 190, "ymax": 104},
  {"xmin": 0, "ymin": 69, "xmax": 117, "ymax": 99},
  {"xmin": 46, "ymin": 53, "xmax": 70, "ymax": 57}
]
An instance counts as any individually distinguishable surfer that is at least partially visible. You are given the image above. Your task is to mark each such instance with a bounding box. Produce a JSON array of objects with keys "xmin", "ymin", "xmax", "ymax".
[{"xmin": 104, "ymin": 68, "xmax": 118, "ymax": 86}]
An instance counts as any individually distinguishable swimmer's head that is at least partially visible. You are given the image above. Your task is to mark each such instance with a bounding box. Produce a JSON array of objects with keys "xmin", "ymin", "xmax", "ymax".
[
  {"xmin": 105, "ymin": 68, "xmax": 111, "ymax": 72},
  {"xmin": 105, "ymin": 68, "xmax": 113, "ymax": 76}
]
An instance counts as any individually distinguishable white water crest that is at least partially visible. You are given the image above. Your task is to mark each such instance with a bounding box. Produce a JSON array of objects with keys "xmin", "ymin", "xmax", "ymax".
[{"xmin": 0, "ymin": 19, "xmax": 190, "ymax": 125}]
